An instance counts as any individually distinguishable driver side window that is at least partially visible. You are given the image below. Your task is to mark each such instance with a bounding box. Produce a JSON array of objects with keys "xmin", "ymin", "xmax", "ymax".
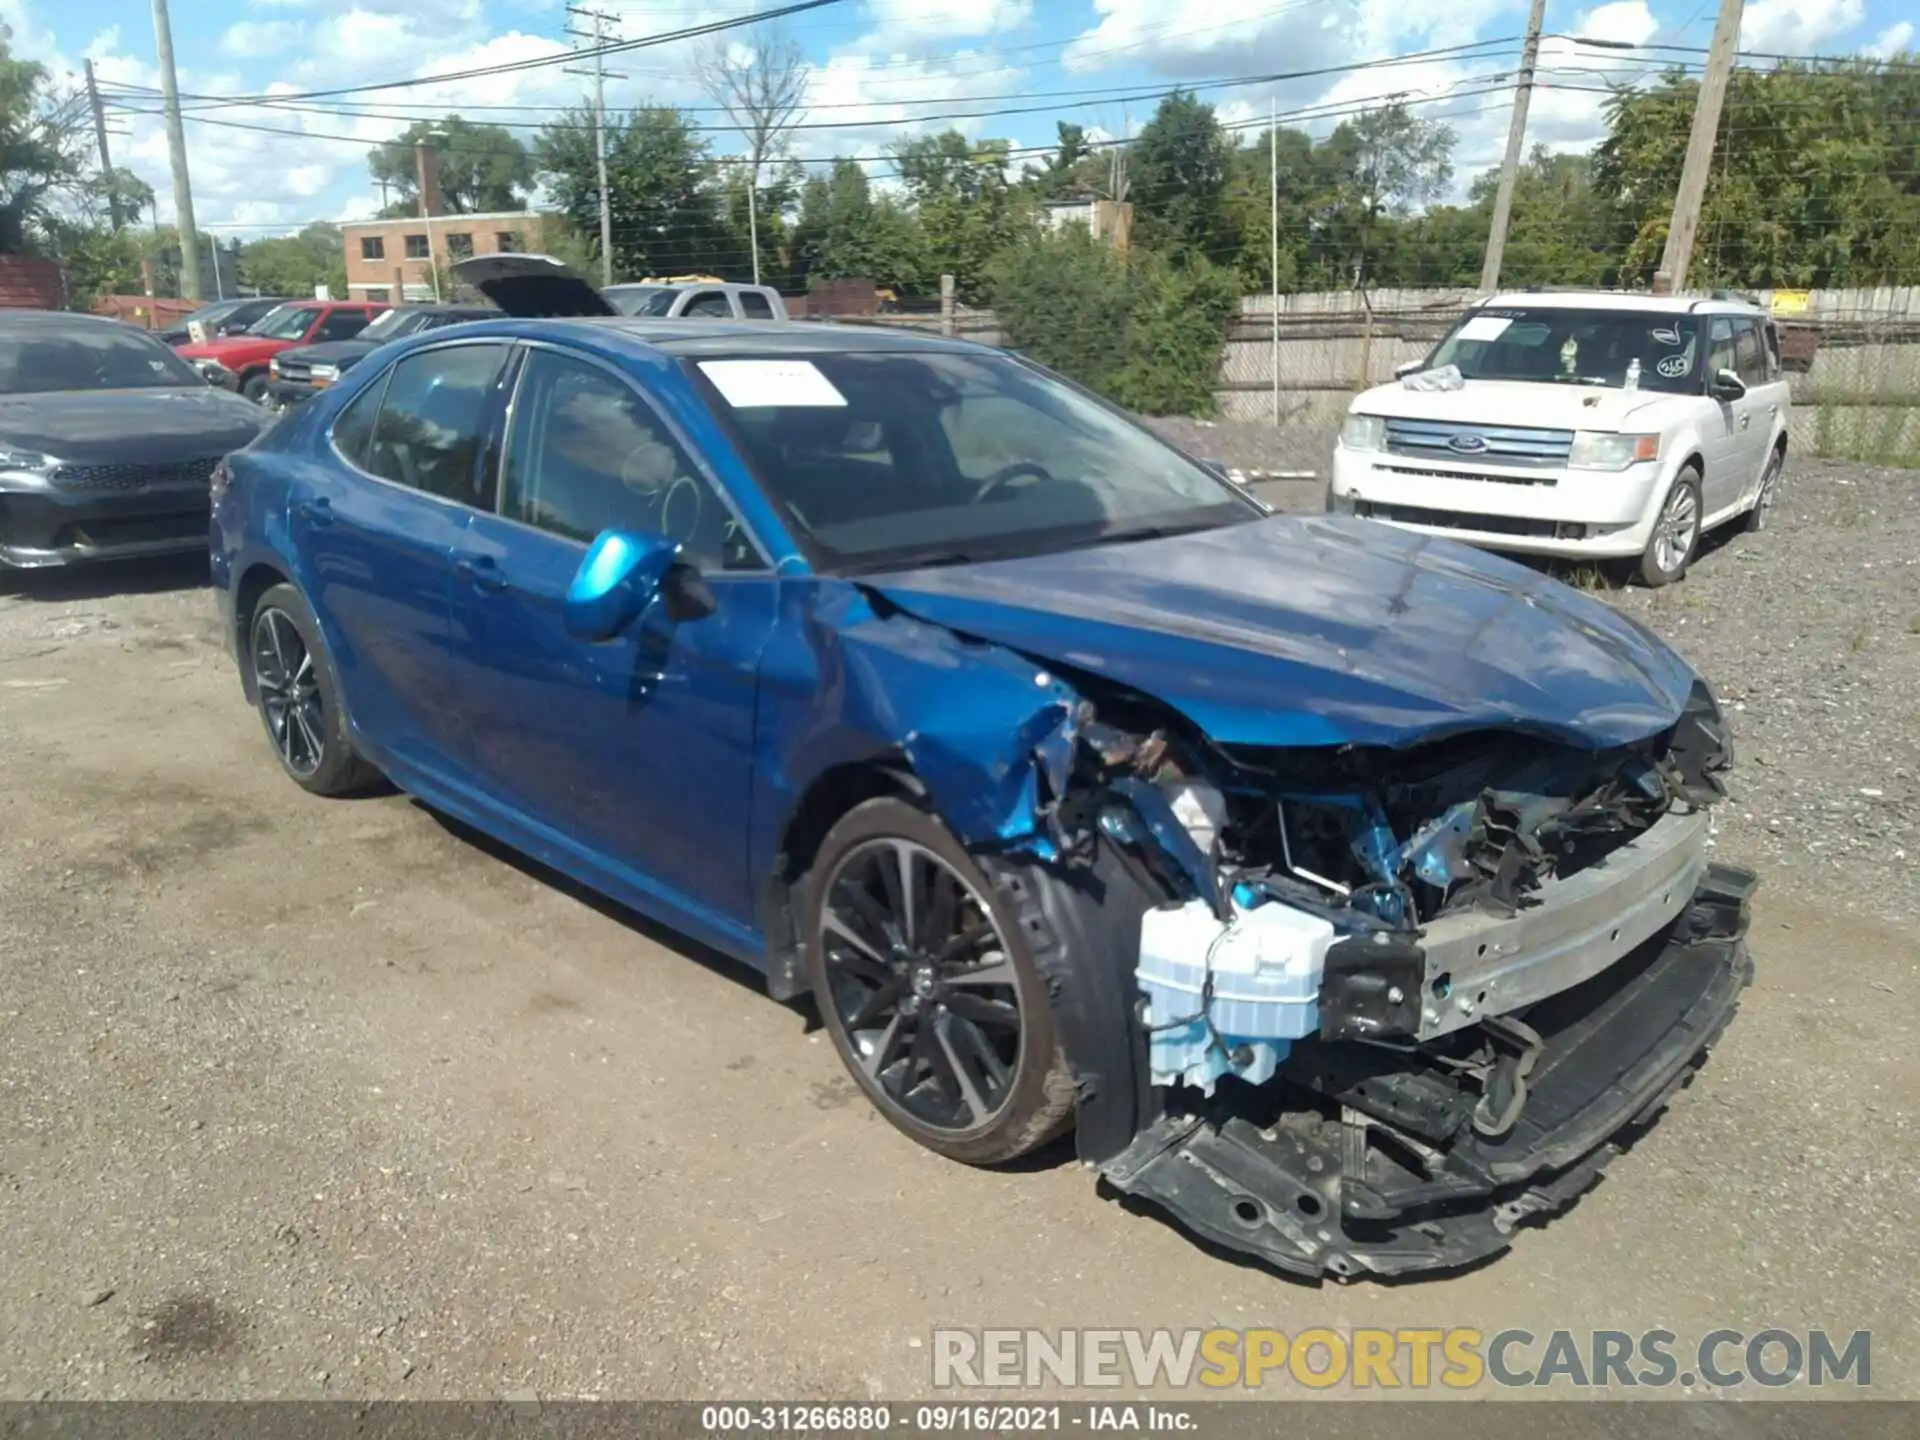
[{"xmin": 500, "ymin": 350, "xmax": 760, "ymax": 570}]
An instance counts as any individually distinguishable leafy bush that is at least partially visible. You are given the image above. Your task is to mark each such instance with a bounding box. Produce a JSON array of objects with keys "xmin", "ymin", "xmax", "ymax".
[{"xmin": 990, "ymin": 230, "xmax": 1237, "ymax": 416}]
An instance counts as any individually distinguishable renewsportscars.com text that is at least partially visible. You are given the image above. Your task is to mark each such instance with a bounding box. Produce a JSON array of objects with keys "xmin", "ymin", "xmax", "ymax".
[{"xmin": 932, "ymin": 1327, "xmax": 1871, "ymax": 1391}]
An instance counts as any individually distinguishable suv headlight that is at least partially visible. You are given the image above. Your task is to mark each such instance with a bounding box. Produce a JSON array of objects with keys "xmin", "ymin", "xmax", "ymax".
[
  {"xmin": 310, "ymin": 364, "xmax": 339, "ymax": 384},
  {"xmin": 1340, "ymin": 413, "xmax": 1385, "ymax": 451},
  {"xmin": 1569, "ymin": 431, "xmax": 1660, "ymax": 470}
]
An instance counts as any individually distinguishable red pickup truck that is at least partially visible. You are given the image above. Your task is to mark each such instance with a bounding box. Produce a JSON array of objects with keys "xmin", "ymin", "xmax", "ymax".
[{"xmin": 178, "ymin": 301, "xmax": 387, "ymax": 402}]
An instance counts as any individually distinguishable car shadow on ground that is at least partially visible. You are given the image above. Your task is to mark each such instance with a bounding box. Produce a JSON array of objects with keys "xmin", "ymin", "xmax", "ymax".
[
  {"xmin": 412, "ymin": 797, "xmax": 1083, "ymax": 1173},
  {"xmin": 0, "ymin": 553, "xmax": 210, "ymax": 602}
]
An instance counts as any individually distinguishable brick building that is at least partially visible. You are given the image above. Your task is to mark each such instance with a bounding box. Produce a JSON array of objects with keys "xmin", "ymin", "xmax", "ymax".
[{"xmin": 340, "ymin": 134, "xmax": 552, "ymax": 303}]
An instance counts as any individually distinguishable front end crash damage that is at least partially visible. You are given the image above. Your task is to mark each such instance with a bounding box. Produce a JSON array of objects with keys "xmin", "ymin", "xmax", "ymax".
[{"xmin": 892, "ymin": 642, "xmax": 1752, "ymax": 1281}]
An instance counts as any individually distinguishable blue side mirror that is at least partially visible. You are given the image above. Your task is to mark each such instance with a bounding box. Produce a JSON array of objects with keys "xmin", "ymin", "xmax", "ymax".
[{"xmin": 563, "ymin": 529, "xmax": 680, "ymax": 641}]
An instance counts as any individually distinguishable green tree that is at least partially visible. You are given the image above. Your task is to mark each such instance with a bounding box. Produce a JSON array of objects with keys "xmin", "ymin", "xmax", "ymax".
[
  {"xmin": 536, "ymin": 105, "xmax": 724, "ymax": 281},
  {"xmin": 789, "ymin": 158, "xmax": 928, "ymax": 292},
  {"xmin": 993, "ymin": 232, "xmax": 1239, "ymax": 415},
  {"xmin": 1309, "ymin": 104, "xmax": 1454, "ymax": 286},
  {"xmin": 368, "ymin": 116, "xmax": 534, "ymax": 216},
  {"xmin": 1129, "ymin": 91, "xmax": 1236, "ymax": 260},
  {"xmin": 0, "ymin": 40, "xmax": 98, "ymax": 252},
  {"xmin": 890, "ymin": 130, "xmax": 1029, "ymax": 302},
  {"xmin": 1223, "ymin": 125, "xmax": 1316, "ymax": 290},
  {"xmin": 239, "ymin": 221, "xmax": 348, "ymax": 300},
  {"xmin": 1595, "ymin": 61, "xmax": 1920, "ymax": 287}
]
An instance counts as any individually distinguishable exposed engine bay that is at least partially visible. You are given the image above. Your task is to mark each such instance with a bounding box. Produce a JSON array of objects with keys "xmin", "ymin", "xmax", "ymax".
[{"xmin": 948, "ymin": 671, "xmax": 1752, "ymax": 1279}]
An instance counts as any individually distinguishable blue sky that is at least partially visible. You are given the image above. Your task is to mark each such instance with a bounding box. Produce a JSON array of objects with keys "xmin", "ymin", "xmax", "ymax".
[{"xmin": 3, "ymin": 0, "xmax": 1912, "ymax": 235}]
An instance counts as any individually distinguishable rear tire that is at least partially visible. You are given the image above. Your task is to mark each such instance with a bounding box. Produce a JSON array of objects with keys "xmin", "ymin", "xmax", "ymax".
[
  {"xmin": 804, "ymin": 797, "xmax": 1075, "ymax": 1165},
  {"xmin": 1743, "ymin": 447, "xmax": 1784, "ymax": 533},
  {"xmin": 1637, "ymin": 469, "xmax": 1702, "ymax": 587},
  {"xmin": 248, "ymin": 583, "xmax": 379, "ymax": 796}
]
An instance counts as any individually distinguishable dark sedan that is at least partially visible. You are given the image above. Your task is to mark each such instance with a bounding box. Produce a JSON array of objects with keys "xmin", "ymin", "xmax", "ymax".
[
  {"xmin": 266, "ymin": 304, "xmax": 495, "ymax": 410},
  {"xmin": 158, "ymin": 295, "xmax": 290, "ymax": 347},
  {"xmin": 0, "ymin": 311, "xmax": 270, "ymax": 570}
]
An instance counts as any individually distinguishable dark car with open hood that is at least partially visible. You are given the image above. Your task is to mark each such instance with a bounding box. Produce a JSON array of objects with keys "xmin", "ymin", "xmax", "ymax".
[
  {"xmin": 1, "ymin": 310, "xmax": 271, "ymax": 570},
  {"xmin": 208, "ymin": 253, "xmax": 1756, "ymax": 1282}
]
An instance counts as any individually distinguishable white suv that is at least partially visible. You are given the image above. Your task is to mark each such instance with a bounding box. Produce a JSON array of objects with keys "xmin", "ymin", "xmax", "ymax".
[{"xmin": 1328, "ymin": 291, "xmax": 1791, "ymax": 585}]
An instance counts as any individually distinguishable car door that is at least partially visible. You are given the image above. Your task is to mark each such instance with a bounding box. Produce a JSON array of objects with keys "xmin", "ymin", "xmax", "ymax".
[
  {"xmin": 1722, "ymin": 318, "xmax": 1774, "ymax": 514},
  {"xmin": 290, "ymin": 339, "xmax": 511, "ymax": 777},
  {"xmin": 445, "ymin": 342, "xmax": 778, "ymax": 931},
  {"xmin": 312, "ymin": 308, "xmax": 374, "ymax": 343},
  {"xmin": 1698, "ymin": 316, "xmax": 1749, "ymax": 516}
]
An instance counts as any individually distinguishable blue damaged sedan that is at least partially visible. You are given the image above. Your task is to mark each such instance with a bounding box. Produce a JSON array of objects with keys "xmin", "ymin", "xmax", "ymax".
[{"xmin": 210, "ymin": 255, "xmax": 1756, "ymax": 1281}]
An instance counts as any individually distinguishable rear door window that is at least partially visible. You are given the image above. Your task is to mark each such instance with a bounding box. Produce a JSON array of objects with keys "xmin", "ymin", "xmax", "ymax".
[
  {"xmin": 315, "ymin": 309, "xmax": 373, "ymax": 342},
  {"xmin": 682, "ymin": 290, "xmax": 733, "ymax": 318},
  {"xmin": 739, "ymin": 291, "xmax": 775, "ymax": 319},
  {"xmin": 362, "ymin": 343, "xmax": 511, "ymax": 506},
  {"xmin": 1732, "ymin": 320, "xmax": 1767, "ymax": 387}
]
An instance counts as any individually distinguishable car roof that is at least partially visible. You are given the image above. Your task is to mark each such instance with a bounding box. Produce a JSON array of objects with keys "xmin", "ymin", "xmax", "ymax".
[
  {"xmin": 0, "ymin": 308, "xmax": 153, "ymax": 332},
  {"xmin": 594, "ymin": 318, "xmax": 978, "ymax": 357},
  {"xmin": 1481, "ymin": 290, "xmax": 1766, "ymax": 316}
]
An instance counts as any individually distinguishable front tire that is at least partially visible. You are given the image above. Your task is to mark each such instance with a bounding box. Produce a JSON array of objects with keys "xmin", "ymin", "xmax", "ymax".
[
  {"xmin": 248, "ymin": 583, "xmax": 378, "ymax": 796},
  {"xmin": 804, "ymin": 797, "xmax": 1076, "ymax": 1165},
  {"xmin": 1637, "ymin": 470, "xmax": 1702, "ymax": 587},
  {"xmin": 241, "ymin": 372, "xmax": 269, "ymax": 404}
]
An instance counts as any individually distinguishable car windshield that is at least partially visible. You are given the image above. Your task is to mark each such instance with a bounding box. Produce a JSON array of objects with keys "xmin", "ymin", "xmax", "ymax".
[
  {"xmin": 693, "ymin": 349, "xmax": 1258, "ymax": 570},
  {"xmin": 357, "ymin": 309, "xmax": 420, "ymax": 341},
  {"xmin": 609, "ymin": 286, "xmax": 677, "ymax": 317},
  {"xmin": 248, "ymin": 306, "xmax": 320, "ymax": 341},
  {"xmin": 1428, "ymin": 307, "xmax": 1704, "ymax": 393},
  {"xmin": 0, "ymin": 323, "xmax": 206, "ymax": 395},
  {"xmin": 179, "ymin": 301, "xmax": 241, "ymax": 330}
]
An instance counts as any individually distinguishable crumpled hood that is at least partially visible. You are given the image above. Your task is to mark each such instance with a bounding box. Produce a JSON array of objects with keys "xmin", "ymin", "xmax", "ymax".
[
  {"xmin": 868, "ymin": 515, "xmax": 1698, "ymax": 750},
  {"xmin": 0, "ymin": 389, "xmax": 264, "ymax": 466},
  {"xmin": 1353, "ymin": 378, "xmax": 1673, "ymax": 431}
]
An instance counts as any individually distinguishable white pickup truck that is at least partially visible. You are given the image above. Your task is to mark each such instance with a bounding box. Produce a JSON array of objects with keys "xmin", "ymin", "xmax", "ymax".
[
  {"xmin": 1329, "ymin": 291, "xmax": 1791, "ymax": 585},
  {"xmin": 603, "ymin": 280, "xmax": 789, "ymax": 321}
]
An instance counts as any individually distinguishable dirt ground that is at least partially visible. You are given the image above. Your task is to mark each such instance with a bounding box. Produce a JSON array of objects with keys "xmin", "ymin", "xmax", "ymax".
[{"xmin": 1, "ymin": 457, "xmax": 1916, "ymax": 1403}]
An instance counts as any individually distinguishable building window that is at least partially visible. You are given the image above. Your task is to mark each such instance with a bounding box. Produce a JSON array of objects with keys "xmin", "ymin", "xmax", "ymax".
[
  {"xmin": 496, "ymin": 231, "xmax": 522, "ymax": 252},
  {"xmin": 404, "ymin": 234, "xmax": 429, "ymax": 260},
  {"xmin": 446, "ymin": 232, "xmax": 474, "ymax": 261},
  {"xmin": 365, "ymin": 287, "xmax": 391, "ymax": 303},
  {"xmin": 360, "ymin": 236, "xmax": 385, "ymax": 260}
]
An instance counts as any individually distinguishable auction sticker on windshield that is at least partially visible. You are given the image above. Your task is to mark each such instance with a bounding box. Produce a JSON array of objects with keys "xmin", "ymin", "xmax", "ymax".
[
  {"xmin": 700, "ymin": 359, "xmax": 847, "ymax": 408},
  {"xmin": 1457, "ymin": 315, "xmax": 1512, "ymax": 342}
]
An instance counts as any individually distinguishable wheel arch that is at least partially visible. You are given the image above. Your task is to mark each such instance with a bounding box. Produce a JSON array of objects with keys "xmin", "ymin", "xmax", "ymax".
[
  {"xmin": 233, "ymin": 560, "xmax": 292, "ymax": 699},
  {"xmin": 760, "ymin": 753, "xmax": 926, "ymax": 1001}
]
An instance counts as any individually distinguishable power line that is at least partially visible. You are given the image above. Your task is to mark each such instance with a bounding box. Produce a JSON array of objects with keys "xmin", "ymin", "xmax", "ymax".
[{"xmin": 174, "ymin": 0, "xmax": 856, "ymax": 109}]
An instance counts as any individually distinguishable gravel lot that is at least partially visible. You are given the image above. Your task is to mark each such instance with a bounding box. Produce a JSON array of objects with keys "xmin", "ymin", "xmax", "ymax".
[{"xmin": 1, "ymin": 446, "xmax": 1916, "ymax": 1403}]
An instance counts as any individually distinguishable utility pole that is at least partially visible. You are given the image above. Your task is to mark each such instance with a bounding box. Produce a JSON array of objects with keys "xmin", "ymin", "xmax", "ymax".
[
  {"xmin": 565, "ymin": 6, "xmax": 623, "ymax": 286},
  {"xmin": 1479, "ymin": 0, "xmax": 1547, "ymax": 294},
  {"xmin": 151, "ymin": 0, "xmax": 202, "ymax": 300},
  {"xmin": 84, "ymin": 60, "xmax": 123, "ymax": 231},
  {"xmin": 1657, "ymin": 0, "xmax": 1744, "ymax": 293},
  {"xmin": 1269, "ymin": 94, "xmax": 1279, "ymax": 427}
]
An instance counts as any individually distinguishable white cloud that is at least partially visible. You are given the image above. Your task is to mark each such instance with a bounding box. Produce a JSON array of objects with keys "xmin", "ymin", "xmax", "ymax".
[
  {"xmin": 1867, "ymin": 22, "xmax": 1915, "ymax": 57},
  {"xmin": 1740, "ymin": 0, "xmax": 1866, "ymax": 54},
  {"xmin": 862, "ymin": 1, "xmax": 1033, "ymax": 44},
  {"xmin": 1576, "ymin": 1, "xmax": 1658, "ymax": 48},
  {"xmin": 798, "ymin": 48, "xmax": 1029, "ymax": 164},
  {"xmin": 220, "ymin": 21, "xmax": 303, "ymax": 59}
]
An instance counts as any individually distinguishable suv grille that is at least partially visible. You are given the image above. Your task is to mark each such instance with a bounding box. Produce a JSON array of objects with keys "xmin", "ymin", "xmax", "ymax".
[
  {"xmin": 48, "ymin": 458, "xmax": 222, "ymax": 493},
  {"xmin": 276, "ymin": 359, "xmax": 312, "ymax": 381},
  {"xmin": 1384, "ymin": 419, "xmax": 1573, "ymax": 468}
]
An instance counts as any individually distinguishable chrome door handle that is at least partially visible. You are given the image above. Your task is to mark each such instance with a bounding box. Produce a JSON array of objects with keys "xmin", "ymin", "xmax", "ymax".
[
  {"xmin": 455, "ymin": 553, "xmax": 506, "ymax": 592},
  {"xmin": 1739, "ymin": 414, "xmax": 1751, "ymax": 429}
]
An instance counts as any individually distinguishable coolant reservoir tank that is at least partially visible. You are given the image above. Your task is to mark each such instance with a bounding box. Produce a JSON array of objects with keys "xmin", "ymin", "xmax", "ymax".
[{"xmin": 1136, "ymin": 898, "xmax": 1338, "ymax": 1094}]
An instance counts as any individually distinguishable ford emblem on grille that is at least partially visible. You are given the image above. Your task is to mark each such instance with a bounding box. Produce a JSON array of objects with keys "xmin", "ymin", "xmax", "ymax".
[{"xmin": 1447, "ymin": 432, "xmax": 1489, "ymax": 454}]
